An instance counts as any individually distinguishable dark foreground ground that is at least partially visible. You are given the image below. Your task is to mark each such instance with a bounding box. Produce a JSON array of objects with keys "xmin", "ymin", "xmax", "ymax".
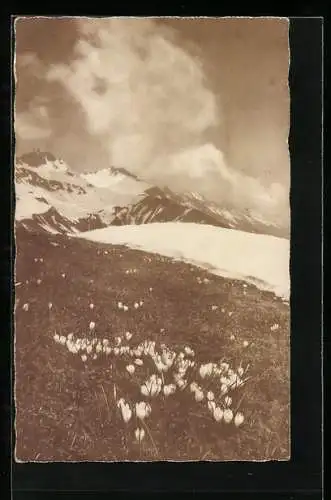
[{"xmin": 14, "ymin": 227, "xmax": 290, "ymax": 461}]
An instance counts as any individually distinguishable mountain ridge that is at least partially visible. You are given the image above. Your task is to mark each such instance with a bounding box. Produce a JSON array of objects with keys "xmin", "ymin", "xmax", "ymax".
[{"xmin": 15, "ymin": 150, "xmax": 289, "ymax": 238}]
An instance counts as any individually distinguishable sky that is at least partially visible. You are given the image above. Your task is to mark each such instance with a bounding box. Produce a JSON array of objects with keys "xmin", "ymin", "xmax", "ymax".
[{"xmin": 14, "ymin": 17, "xmax": 290, "ymax": 229}]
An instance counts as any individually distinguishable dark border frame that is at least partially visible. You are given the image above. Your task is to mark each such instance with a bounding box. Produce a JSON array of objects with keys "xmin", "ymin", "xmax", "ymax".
[{"xmin": 0, "ymin": 14, "xmax": 323, "ymax": 500}]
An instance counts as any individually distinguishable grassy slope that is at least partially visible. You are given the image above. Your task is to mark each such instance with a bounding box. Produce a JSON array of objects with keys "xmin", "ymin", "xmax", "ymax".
[{"xmin": 14, "ymin": 228, "xmax": 290, "ymax": 461}]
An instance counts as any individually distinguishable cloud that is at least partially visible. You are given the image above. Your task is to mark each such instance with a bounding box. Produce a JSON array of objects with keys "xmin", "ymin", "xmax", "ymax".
[
  {"xmin": 15, "ymin": 107, "xmax": 52, "ymax": 140},
  {"xmin": 46, "ymin": 18, "xmax": 219, "ymax": 171}
]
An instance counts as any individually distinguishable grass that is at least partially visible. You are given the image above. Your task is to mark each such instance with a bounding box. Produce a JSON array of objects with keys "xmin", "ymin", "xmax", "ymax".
[{"xmin": 14, "ymin": 227, "xmax": 290, "ymax": 461}]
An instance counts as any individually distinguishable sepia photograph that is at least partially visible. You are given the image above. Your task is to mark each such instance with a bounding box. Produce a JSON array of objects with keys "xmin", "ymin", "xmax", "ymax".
[{"xmin": 14, "ymin": 16, "xmax": 290, "ymax": 462}]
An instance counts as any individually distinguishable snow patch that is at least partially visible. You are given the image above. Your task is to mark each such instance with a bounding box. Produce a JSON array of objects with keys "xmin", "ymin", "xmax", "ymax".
[{"xmin": 77, "ymin": 222, "xmax": 290, "ymax": 299}]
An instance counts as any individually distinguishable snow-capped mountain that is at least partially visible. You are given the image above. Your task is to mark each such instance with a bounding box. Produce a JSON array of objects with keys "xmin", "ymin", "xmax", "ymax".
[
  {"xmin": 15, "ymin": 150, "xmax": 288, "ymax": 238},
  {"xmin": 15, "ymin": 151, "xmax": 147, "ymax": 234}
]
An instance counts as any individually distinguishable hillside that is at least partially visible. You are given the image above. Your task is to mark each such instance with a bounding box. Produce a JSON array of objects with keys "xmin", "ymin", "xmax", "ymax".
[{"xmin": 15, "ymin": 227, "xmax": 290, "ymax": 461}]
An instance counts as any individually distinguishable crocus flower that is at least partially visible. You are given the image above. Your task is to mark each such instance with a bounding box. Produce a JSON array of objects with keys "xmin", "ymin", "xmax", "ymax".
[
  {"xmin": 224, "ymin": 396, "xmax": 232, "ymax": 407},
  {"xmin": 86, "ymin": 345, "xmax": 93, "ymax": 354},
  {"xmin": 81, "ymin": 354, "xmax": 87, "ymax": 362},
  {"xmin": 22, "ymin": 303, "xmax": 29, "ymax": 311},
  {"xmin": 194, "ymin": 389, "xmax": 204, "ymax": 402},
  {"xmin": 243, "ymin": 341, "xmax": 249, "ymax": 347},
  {"xmin": 134, "ymin": 359, "xmax": 143, "ymax": 366},
  {"xmin": 48, "ymin": 302, "xmax": 53, "ymax": 310},
  {"xmin": 134, "ymin": 302, "xmax": 139, "ymax": 309},
  {"xmin": 208, "ymin": 401, "xmax": 216, "ymax": 413},
  {"xmin": 207, "ymin": 391, "xmax": 215, "ymax": 401},
  {"xmin": 134, "ymin": 427, "xmax": 145, "ymax": 442},
  {"xmin": 199, "ymin": 363, "xmax": 214, "ymax": 378},
  {"xmin": 163, "ymin": 384, "xmax": 176, "ymax": 396},
  {"xmin": 118, "ymin": 302, "xmax": 123, "ymax": 309},
  {"xmin": 223, "ymin": 408, "xmax": 234, "ymax": 424},
  {"xmin": 135, "ymin": 401, "xmax": 152, "ymax": 420},
  {"xmin": 89, "ymin": 303, "xmax": 94, "ymax": 310},
  {"xmin": 126, "ymin": 364, "xmax": 135, "ymax": 375},
  {"xmin": 125, "ymin": 331, "xmax": 133, "ymax": 341},
  {"xmin": 213, "ymin": 407, "xmax": 224, "ymax": 422},
  {"xmin": 53, "ymin": 333, "xmax": 60, "ymax": 342},
  {"xmin": 123, "ymin": 305, "xmax": 129, "ymax": 312},
  {"xmin": 59, "ymin": 335, "xmax": 66, "ymax": 345},
  {"xmin": 119, "ymin": 400, "xmax": 132, "ymax": 423},
  {"xmin": 220, "ymin": 384, "xmax": 228, "ymax": 395},
  {"xmin": 234, "ymin": 412, "xmax": 245, "ymax": 427},
  {"xmin": 89, "ymin": 321, "xmax": 95, "ymax": 331}
]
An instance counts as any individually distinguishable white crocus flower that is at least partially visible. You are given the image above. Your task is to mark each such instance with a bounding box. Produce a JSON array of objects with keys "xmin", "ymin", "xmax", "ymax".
[
  {"xmin": 102, "ymin": 339, "xmax": 109, "ymax": 346},
  {"xmin": 139, "ymin": 301, "xmax": 144, "ymax": 306},
  {"xmin": 81, "ymin": 354, "xmax": 87, "ymax": 362},
  {"xmin": 199, "ymin": 363, "xmax": 214, "ymax": 378},
  {"xmin": 89, "ymin": 303, "xmax": 94, "ymax": 310},
  {"xmin": 48, "ymin": 302, "xmax": 53, "ymax": 310},
  {"xmin": 230, "ymin": 334, "xmax": 235, "ymax": 341},
  {"xmin": 123, "ymin": 305, "xmax": 129, "ymax": 312},
  {"xmin": 184, "ymin": 346, "xmax": 195, "ymax": 357},
  {"xmin": 67, "ymin": 333, "xmax": 74, "ymax": 341},
  {"xmin": 96, "ymin": 343, "xmax": 102, "ymax": 353},
  {"xmin": 59, "ymin": 335, "xmax": 66, "ymax": 345},
  {"xmin": 134, "ymin": 359, "xmax": 143, "ymax": 366},
  {"xmin": 243, "ymin": 341, "xmax": 249, "ymax": 347},
  {"xmin": 126, "ymin": 364, "xmax": 135, "ymax": 375},
  {"xmin": 118, "ymin": 302, "xmax": 123, "ymax": 309},
  {"xmin": 135, "ymin": 427, "xmax": 145, "ymax": 442},
  {"xmin": 113, "ymin": 347, "xmax": 120, "ymax": 356},
  {"xmin": 125, "ymin": 331, "xmax": 133, "ymax": 341},
  {"xmin": 208, "ymin": 401, "xmax": 216, "ymax": 413},
  {"xmin": 135, "ymin": 401, "xmax": 152, "ymax": 420},
  {"xmin": 223, "ymin": 408, "xmax": 234, "ymax": 424},
  {"xmin": 134, "ymin": 302, "xmax": 139, "ymax": 309},
  {"xmin": 220, "ymin": 384, "xmax": 228, "ymax": 395},
  {"xmin": 53, "ymin": 333, "xmax": 60, "ymax": 342},
  {"xmin": 89, "ymin": 321, "xmax": 95, "ymax": 331},
  {"xmin": 118, "ymin": 400, "xmax": 132, "ymax": 423},
  {"xmin": 141, "ymin": 375, "xmax": 162, "ymax": 397},
  {"xmin": 105, "ymin": 347, "xmax": 112, "ymax": 355},
  {"xmin": 194, "ymin": 389, "xmax": 204, "ymax": 402},
  {"xmin": 93, "ymin": 354, "xmax": 97, "ymax": 360},
  {"xmin": 115, "ymin": 336, "xmax": 122, "ymax": 346},
  {"xmin": 86, "ymin": 345, "xmax": 93, "ymax": 354},
  {"xmin": 207, "ymin": 391, "xmax": 215, "ymax": 401},
  {"xmin": 163, "ymin": 384, "xmax": 176, "ymax": 397},
  {"xmin": 234, "ymin": 412, "xmax": 245, "ymax": 427},
  {"xmin": 211, "ymin": 305, "xmax": 218, "ymax": 311},
  {"xmin": 22, "ymin": 303, "xmax": 29, "ymax": 311},
  {"xmin": 213, "ymin": 407, "xmax": 224, "ymax": 422},
  {"xmin": 177, "ymin": 378, "xmax": 188, "ymax": 390},
  {"xmin": 224, "ymin": 396, "xmax": 232, "ymax": 407}
]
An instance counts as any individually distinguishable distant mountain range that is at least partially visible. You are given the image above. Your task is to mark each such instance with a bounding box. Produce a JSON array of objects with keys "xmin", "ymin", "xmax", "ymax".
[{"xmin": 15, "ymin": 150, "xmax": 288, "ymax": 238}]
